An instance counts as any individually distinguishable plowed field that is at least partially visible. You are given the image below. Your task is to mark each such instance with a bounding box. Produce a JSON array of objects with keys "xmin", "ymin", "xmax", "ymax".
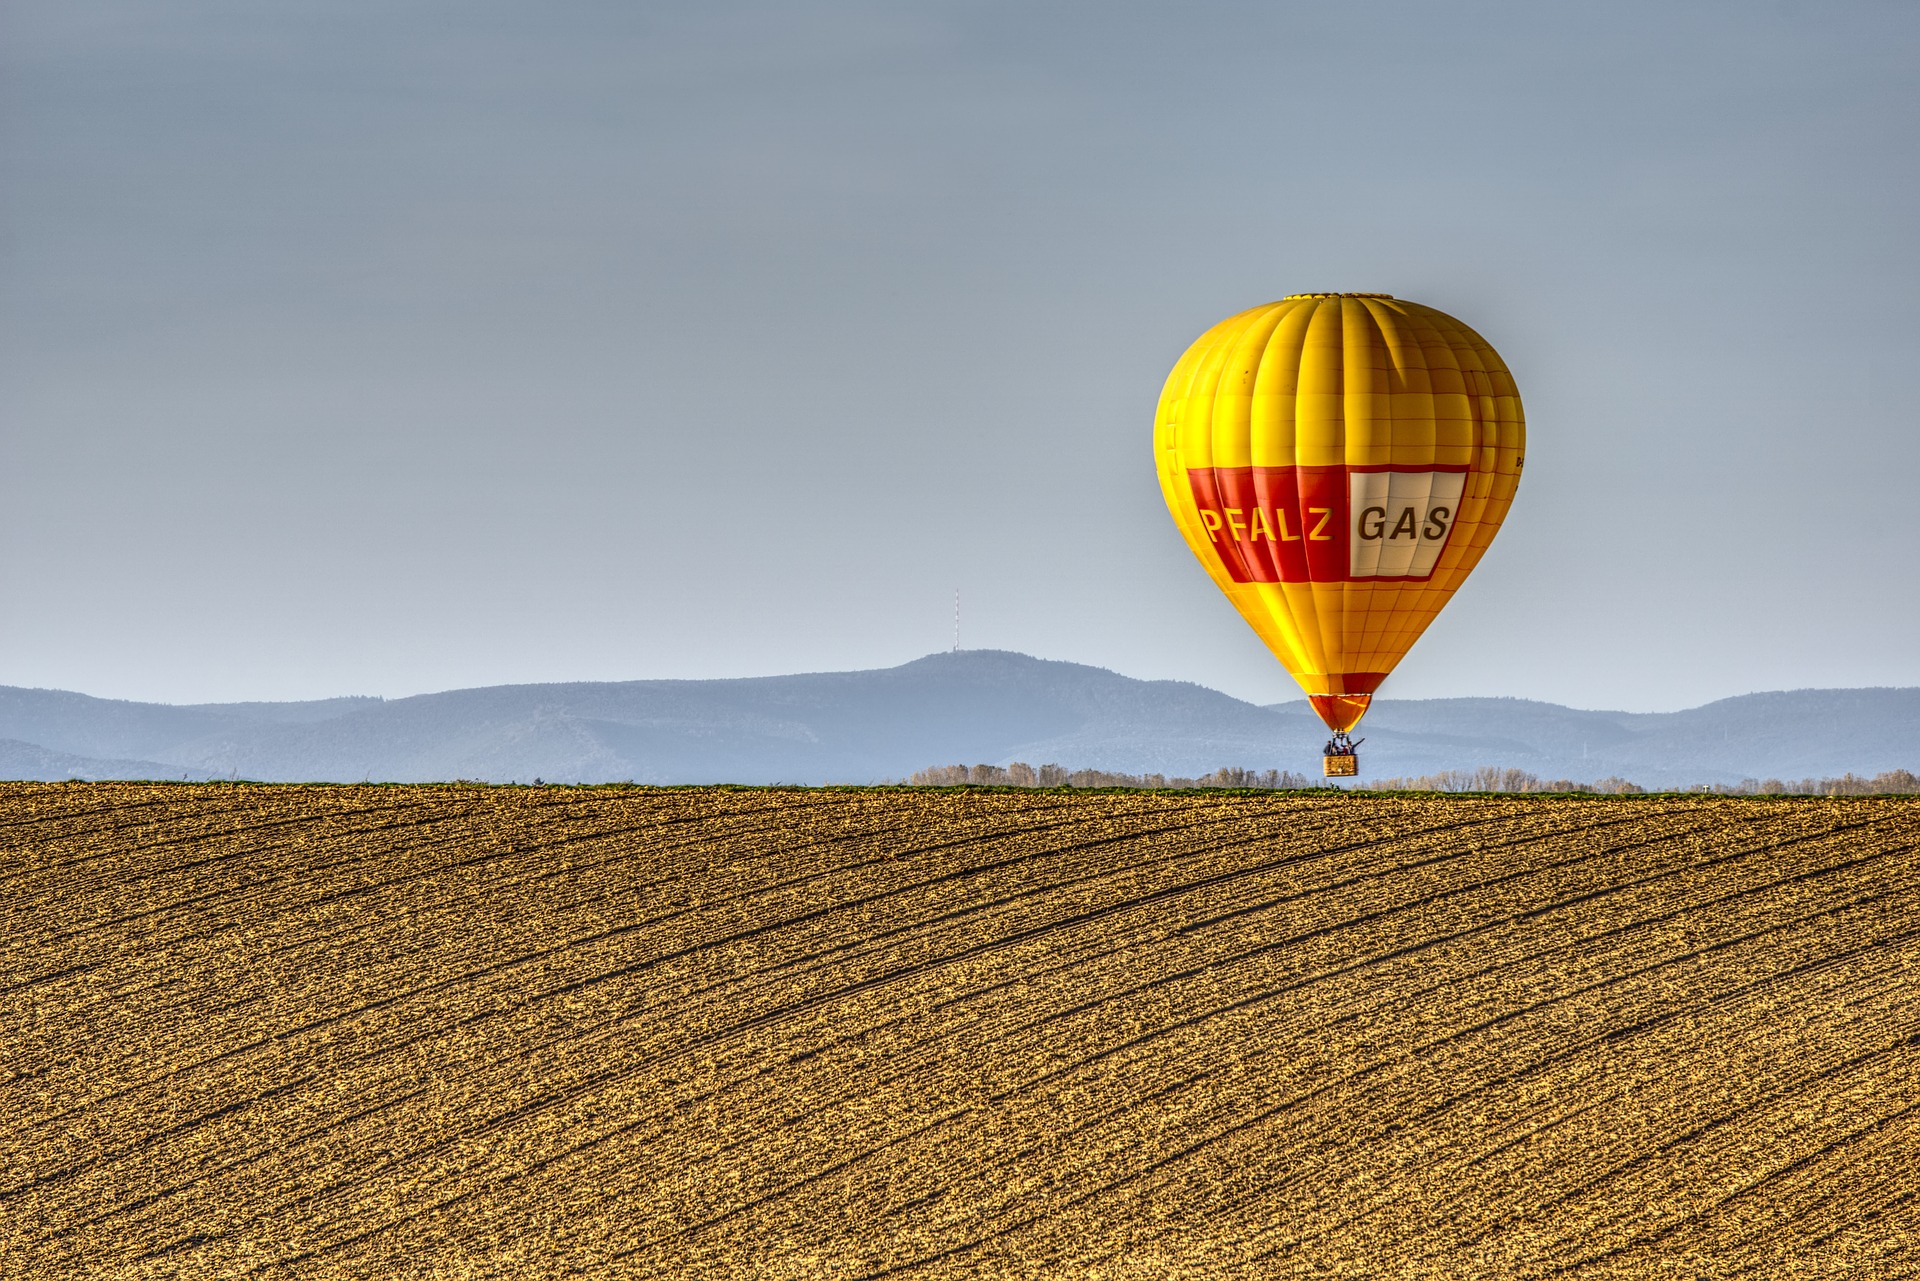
[{"xmin": 5, "ymin": 783, "xmax": 1919, "ymax": 1279}]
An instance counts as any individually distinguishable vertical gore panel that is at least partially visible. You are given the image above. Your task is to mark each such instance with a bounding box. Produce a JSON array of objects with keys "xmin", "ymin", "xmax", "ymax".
[{"xmin": 1295, "ymin": 301, "xmax": 1346, "ymax": 469}]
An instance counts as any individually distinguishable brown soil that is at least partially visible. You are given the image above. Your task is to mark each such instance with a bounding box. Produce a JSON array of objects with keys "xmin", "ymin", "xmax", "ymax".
[{"xmin": 5, "ymin": 783, "xmax": 1918, "ymax": 1278}]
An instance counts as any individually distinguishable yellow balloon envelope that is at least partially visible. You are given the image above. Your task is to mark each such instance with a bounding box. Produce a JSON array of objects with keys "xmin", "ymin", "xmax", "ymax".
[{"xmin": 1155, "ymin": 294, "xmax": 1524, "ymax": 733}]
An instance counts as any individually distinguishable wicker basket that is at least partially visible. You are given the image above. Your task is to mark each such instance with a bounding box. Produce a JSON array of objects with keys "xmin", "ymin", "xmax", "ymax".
[{"xmin": 1323, "ymin": 753, "xmax": 1359, "ymax": 778}]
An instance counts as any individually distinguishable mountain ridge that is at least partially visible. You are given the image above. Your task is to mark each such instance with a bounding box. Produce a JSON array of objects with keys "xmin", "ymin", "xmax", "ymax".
[{"xmin": 0, "ymin": 652, "xmax": 1914, "ymax": 788}]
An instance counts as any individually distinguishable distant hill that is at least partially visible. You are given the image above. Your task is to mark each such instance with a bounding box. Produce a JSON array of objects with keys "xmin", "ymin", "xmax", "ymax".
[
  {"xmin": 1309, "ymin": 688, "xmax": 1920, "ymax": 788},
  {"xmin": 0, "ymin": 652, "xmax": 1913, "ymax": 788},
  {"xmin": 0, "ymin": 737, "xmax": 219, "ymax": 783}
]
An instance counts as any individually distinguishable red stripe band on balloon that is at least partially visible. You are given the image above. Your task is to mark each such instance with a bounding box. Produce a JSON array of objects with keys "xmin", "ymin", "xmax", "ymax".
[{"xmin": 1186, "ymin": 466, "xmax": 1471, "ymax": 584}]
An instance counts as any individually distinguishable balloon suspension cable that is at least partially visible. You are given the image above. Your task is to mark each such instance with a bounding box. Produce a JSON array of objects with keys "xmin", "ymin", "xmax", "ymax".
[{"xmin": 1325, "ymin": 731, "xmax": 1364, "ymax": 756}]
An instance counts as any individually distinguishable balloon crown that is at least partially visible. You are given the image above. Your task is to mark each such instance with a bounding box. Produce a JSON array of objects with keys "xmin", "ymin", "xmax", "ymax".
[{"xmin": 1282, "ymin": 292, "xmax": 1395, "ymax": 300}]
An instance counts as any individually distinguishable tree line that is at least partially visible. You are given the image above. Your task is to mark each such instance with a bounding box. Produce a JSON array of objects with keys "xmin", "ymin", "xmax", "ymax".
[
  {"xmin": 906, "ymin": 763, "xmax": 1317, "ymax": 789},
  {"xmin": 1366, "ymin": 766, "xmax": 1920, "ymax": 795},
  {"xmin": 1365, "ymin": 767, "xmax": 1646, "ymax": 793},
  {"xmin": 1694, "ymin": 769, "xmax": 1920, "ymax": 796},
  {"xmin": 907, "ymin": 763, "xmax": 1920, "ymax": 795}
]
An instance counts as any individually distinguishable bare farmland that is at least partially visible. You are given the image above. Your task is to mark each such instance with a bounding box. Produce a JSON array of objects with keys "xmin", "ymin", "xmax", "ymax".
[{"xmin": 4, "ymin": 783, "xmax": 1918, "ymax": 1278}]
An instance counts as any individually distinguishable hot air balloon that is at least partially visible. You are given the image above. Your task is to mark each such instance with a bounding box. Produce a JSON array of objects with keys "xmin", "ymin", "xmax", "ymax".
[{"xmin": 1154, "ymin": 294, "xmax": 1524, "ymax": 777}]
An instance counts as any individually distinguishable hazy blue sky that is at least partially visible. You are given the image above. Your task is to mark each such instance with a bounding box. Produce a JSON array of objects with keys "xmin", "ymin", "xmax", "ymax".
[{"xmin": 4, "ymin": 1, "xmax": 1916, "ymax": 709}]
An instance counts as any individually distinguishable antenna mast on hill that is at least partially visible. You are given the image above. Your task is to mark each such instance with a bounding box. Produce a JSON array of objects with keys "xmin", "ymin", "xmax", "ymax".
[{"xmin": 952, "ymin": 588, "xmax": 960, "ymax": 652}]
